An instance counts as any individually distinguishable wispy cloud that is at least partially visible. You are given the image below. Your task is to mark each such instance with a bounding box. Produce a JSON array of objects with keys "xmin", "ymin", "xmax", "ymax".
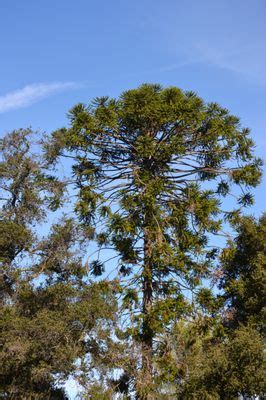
[
  {"xmin": 0, "ymin": 82, "xmax": 78, "ymax": 113},
  {"xmin": 134, "ymin": 40, "xmax": 266, "ymax": 86},
  {"xmin": 125, "ymin": 58, "xmax": 200, "ymax": 80},
  {"xmin": 192, "ymin": 42, "xmax": 266, "ymax": 85}
]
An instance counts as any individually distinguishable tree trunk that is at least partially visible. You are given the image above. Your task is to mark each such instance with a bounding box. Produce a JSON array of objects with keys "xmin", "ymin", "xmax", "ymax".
[{"xmin": 139, "ymin": 227, "xmax": 154, "ymax": 399}]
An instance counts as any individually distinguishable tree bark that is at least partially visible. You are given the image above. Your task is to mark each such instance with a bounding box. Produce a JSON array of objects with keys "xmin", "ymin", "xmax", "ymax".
[{"xmin": 139, "ymin": 226, "xmax": 154, "ymax": 400}]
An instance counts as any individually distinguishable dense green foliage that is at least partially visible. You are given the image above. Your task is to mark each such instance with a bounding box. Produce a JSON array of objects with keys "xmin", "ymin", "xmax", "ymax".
[
  {"xmin": 0, "ymin": 85, "xmax": 264, "ymax": 399},
  {"xmin": 220, "ymin": 214, "xmax": 265, "ymax": 330}
]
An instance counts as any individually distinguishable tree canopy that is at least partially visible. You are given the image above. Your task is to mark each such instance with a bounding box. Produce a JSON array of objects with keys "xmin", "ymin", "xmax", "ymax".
[
  {"xmin": 46, "ymin": 83, "xmax": 263, "ymax": 398},
  {"xmin": 0, "ymin": 129, "xmax": 117, "ymax": 399},
  {"xmin": 0, "ymin": 85, "xmax": 264, "ymax": 399}
]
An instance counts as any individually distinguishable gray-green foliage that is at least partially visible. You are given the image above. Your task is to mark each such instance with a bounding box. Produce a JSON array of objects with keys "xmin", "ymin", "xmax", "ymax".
[{"xmin": 0, "ymin": 129, "xmax": 117, "ymax": 399}]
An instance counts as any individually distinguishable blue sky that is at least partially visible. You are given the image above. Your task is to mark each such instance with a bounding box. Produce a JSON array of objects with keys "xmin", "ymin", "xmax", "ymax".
[
  {"xmin": 1, "ymin": 1, "xmax": 265, "ymax": 148},
  {"xmin": 0, "ymin": 1, "xmax": 265, "ymax": 395}
]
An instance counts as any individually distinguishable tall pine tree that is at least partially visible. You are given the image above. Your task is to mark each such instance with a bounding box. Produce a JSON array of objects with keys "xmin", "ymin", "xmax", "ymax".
[{"xmin": 47, "ymin": 84, "xmax": 262, "ymax": 398}]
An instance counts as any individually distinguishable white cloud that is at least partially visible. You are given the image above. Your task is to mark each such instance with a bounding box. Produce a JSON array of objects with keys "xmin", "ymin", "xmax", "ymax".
[
  {"xmin": 192, "ymin": 42, "xmax": 266, "ymax": 85},
  {"xmin": 0, "ymin": 82, "xmax": 78, "ymax": 113}
]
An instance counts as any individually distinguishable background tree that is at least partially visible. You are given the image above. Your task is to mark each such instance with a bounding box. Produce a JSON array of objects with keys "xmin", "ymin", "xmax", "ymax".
[
  {"xmin": 154, "ymin": 214, "xmax": 265, "ymax": 399},
  {"xmin": 0, "ymin": 129, "xmax": 117, "ymax": 399},
  {"xmin": 156, "ymin": 318, "xmax": 264, "ymax": 399},
  {"xmin": 47, "ymin": 83, "xmax": 262, "ymax": 398},
  {"xmin": 219, "ymin": 214, "xmax": 265, "ymax": 330}
]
